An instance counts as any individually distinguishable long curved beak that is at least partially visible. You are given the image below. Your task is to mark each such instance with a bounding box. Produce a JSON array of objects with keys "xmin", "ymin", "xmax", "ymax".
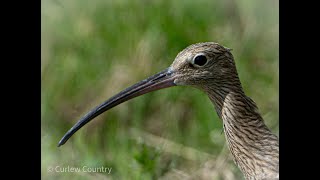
[{"xmin": 58, "ymin": 67, "xmax": 176, "ymax": 146}]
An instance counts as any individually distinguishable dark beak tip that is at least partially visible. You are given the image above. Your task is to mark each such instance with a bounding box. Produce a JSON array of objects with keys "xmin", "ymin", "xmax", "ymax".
[
  {"xmin": 57, "ymin": 140, "xmax": 63, "ymax": 147},
  {"xmin": 57, "ymin": 136, "xmax": 67, "ymax": 147}
]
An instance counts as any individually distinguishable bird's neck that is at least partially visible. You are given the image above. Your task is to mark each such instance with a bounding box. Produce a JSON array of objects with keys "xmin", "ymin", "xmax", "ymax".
[{"xmin": 205, "ymin": 87, "xmax": 279, "ymax": 179}]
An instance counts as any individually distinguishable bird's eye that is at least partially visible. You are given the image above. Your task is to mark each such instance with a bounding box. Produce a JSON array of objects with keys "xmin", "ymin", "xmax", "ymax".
[{"xmin": 193, "ymin": 55, "xmax": 207, "ymax": 66}]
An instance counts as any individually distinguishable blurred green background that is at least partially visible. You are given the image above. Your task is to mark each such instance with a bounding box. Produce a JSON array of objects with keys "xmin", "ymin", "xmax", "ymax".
[{"xmin": 41, "ymin": 0, "xmax": 278, "ymax": 179}]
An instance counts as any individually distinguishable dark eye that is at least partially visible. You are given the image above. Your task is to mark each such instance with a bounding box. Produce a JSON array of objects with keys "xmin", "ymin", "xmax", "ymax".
[{"xmin": 193, "ymin": 55, "xmax": 207, "ymax": 66}]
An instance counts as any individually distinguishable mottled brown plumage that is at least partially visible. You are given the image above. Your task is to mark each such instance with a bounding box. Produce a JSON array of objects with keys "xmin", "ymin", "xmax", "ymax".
[
  {"xmin": 172, "ymin": 42, "xmax": 279, "ymax": 179},
  {"xmin": 59, "ymin": 42, "xmax": 279, "ymax": 180}
]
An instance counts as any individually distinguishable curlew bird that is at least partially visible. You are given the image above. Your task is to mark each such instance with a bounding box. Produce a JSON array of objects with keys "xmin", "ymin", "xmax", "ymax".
[{"xmin": 58, "ymin": 42, "xmax": 279, "ymax": 179}]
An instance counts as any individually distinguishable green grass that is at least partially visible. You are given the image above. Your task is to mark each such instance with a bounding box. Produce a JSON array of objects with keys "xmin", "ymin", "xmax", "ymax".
[{"xmin": 42, "ymin": 0, "xmax": 278, "ymax": 179}]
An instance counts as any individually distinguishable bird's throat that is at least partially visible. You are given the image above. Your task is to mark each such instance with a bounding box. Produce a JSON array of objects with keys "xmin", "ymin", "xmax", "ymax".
[{"xmin": 207, "ymin": 89, "xmax": 279, "ymax": 179}]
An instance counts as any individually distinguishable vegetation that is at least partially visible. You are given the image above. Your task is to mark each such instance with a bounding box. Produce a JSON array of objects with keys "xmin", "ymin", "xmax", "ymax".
[{"xmin": 41, "ymin": 0, "xmax": 278, "ymax": 179}]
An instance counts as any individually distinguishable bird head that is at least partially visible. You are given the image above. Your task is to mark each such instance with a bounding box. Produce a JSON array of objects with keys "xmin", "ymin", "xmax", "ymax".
[
  {"xmin": 169, "ymin": 42, "xmax": 238, "ymax": 90},
  {"xmin": 58, "ymin": 42, "xmax": 239, "ymax": 146}
]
